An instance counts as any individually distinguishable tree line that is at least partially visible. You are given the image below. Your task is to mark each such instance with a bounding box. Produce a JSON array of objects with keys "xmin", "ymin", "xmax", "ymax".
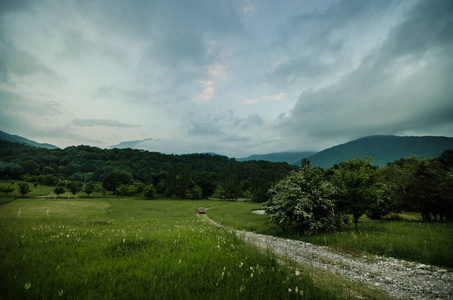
[
  {"xmin": 0, "ymin": 140, "xmax": 296, "ymax": 201},
  {"xmin": 264, "ymin": 149, "xmax": 453, "ymax": 235}
]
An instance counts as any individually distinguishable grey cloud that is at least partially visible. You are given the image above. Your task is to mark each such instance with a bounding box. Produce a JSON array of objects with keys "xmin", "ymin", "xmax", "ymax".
[
  {"xmin": 55, "ymin": 30, "xmax": 96, "ymax": 60},
  {"xmin": 63, "ymin": 0, "xmax": 245, "ymax": 67},
  {"xmin": 185, "ymin": 112, "xmax": 264, "ymax": 137},
  {"xmin": 0, "ymin": 90, "xmax": 62, "ymax": 115},
  {"xmin": 267, "ymin": 0, "xmax": 397, "ymax": 87},
  {"xmin": 72, "ymin": 119, "xmax": 141, "ymax": 128},
  {"xmin": 96, "ymin": 86, "xmax": 174, "ymax": 105},
  {"xmin": 0, "ymin": 36, "xmax": 59, "ymax": 83},
  {"xmin": 0, "ymin": 0, "xmax": 34, "ymax": 15},
  {"xmin": 279, "ymin": 0, "xmax": 453, "ymax": 146},
  {"xmin": 378, "ymin": 0, "xmax": 453, "ymax": 61}
]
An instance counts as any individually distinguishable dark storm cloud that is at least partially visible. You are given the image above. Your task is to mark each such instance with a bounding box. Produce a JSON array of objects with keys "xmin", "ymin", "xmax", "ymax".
[
  {"xmin": 267, "ymin": 0, "xmax": 398, "ymax": 87},
  {"xmin": 61, "ymin": 0, "xmax": 245, "ymax": 67},
  {"xmin": 0, "ymin": 0, "xmax": 34, "ymax": 15},
  {"xmin": 72, "ymin": 119, "xmax": 141, "ymax": 128},
  {"xmin": 279, "ymin": 0, "xmax": 453, "ymax": 145}
]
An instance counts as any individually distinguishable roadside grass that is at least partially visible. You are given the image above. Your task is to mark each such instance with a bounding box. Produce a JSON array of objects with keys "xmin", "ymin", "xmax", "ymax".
[
  {"xmin": 296, "ymin": 221, "xmax": 453, "ymax": 269},
  {"xmin": 0, "ymin": 198, "xmax": 352, "ymax": 299},
  {"xmin": 209, "ymin": 203, "xmax": 453, "ymax": 269},
  {"xmin": 206, "ymin": 201, "xmax": 271, "ymax": 233}
]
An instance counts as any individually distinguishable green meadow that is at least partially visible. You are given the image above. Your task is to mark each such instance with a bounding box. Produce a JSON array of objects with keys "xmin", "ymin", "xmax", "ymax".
[
  {"xmin": 1, "ymin": 192, "xmax": 451, "ymax": 299},
  {"xmin": 0, "ymin": 198, "xmax": 356, "ymax": 299}
]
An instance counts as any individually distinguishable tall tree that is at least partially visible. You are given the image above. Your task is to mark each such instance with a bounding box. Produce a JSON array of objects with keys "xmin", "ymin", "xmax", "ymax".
[
  {"xmin": 102, "ymin": 170, "xmax": 133, "ymax": 194},
  {"xmin": 333, "ymin": 158, "xmax": 377, "ymax": 228}
]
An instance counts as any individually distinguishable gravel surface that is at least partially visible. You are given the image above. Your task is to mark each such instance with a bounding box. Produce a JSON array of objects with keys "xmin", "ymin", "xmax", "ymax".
[{"xmin": 204, "ymin": 214, "xmax": 453, "ymax": 299}]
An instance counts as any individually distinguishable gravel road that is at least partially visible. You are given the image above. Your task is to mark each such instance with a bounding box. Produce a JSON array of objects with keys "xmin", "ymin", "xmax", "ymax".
[{"xmin": 204, "ymin": 214, "xmax": 453, "ymax": 299}]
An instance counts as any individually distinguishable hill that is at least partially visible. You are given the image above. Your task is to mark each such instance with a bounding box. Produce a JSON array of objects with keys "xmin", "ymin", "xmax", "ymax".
[
  {"xmin": 110, "ymin": 138, "xmax": 158, "ymax": 149},
  {"xmin": 237, "ymin": 151, "xmax": 316, "ymax": 164},
  {"xmin": 0, "ymin": 131, "xmax": 58, "ymax": 149},
  {"xmin": 303, "ymin": 135, "xmax": 453, "ymax": 168}
]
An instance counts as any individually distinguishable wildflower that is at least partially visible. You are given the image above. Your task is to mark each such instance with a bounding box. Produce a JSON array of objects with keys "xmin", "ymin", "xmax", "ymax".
[
  {"xmin": 239, "ymin": 262, "xmax": 244, "ymax": 268},
  {"xmin": 295, "ymin": 270, "xmax": 300, "ymax": 276},
  {"xmin": 295, "ymin": 286, "xmax": 299, "ymax": 293},
  {"xmin": 288, "ymin": 288, "xmax": 292, "ymax": 292},
  {"xmin": 24, "ymin": 283, "xmax": 31, "ymax": 290}
]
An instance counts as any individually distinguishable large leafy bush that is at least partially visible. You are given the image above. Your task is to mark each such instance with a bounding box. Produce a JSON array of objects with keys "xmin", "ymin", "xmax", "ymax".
[{"xmin": 264, "ymin": 165, "xmax": 340, "ymax": 235}]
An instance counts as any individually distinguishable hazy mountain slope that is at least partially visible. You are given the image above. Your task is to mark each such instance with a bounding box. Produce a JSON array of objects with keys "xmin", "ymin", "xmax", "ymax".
[
  {"xmin": 237, "ymin": 152, "xmax": 316, "ymax": 164},
  {"xmin": 110, "ymin": 138, "xmax": 158, "ymax": 149},
  {"xmin": 304, "ymin": 135, "xmax": 453, "ymax": 168},
  {"xmin": 0, "ymin": 131, "xmax": 58, "ymax": 149}
]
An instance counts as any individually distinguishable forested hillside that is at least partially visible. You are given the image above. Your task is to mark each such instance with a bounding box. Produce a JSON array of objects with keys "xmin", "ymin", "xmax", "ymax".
[
  {"xmin": 303, "ymin": 135, "xmax": 453, "ymax": 167},
  {"xmin": 0, "ymin": 131, "xmax": 58, "ymax": 149},
  {"xmin": 0, "ymin": 140, "xmax": 296, "ymax": 202}
]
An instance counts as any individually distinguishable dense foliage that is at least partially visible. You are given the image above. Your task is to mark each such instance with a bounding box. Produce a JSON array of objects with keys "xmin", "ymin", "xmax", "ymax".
[
  {"xmin": 264, "ymin": 165, "xmax": 340, "ymax": 235},
  {"xmin": 265, "ymin": 151, "xmax": 453, "ymax": 234},
  {"xmin": 1, "ymin": 139, "xmax": 452, "ymax": 233},
  {"xmin": 0, "ymin": 140, "xmax": 296, "ymax": 200}
]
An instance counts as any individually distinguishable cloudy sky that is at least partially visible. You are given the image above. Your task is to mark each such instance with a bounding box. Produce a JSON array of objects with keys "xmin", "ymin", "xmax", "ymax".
[{"xmin": 1, "ymin": 0, "xmax": 452, "ymax": 157}]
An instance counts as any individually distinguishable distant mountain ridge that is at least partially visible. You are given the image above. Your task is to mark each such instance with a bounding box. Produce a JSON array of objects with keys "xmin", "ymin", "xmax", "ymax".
[
  {"xmin": 2, "ymin": 131, "xmax": 452, "ymax": 167},
  {"xmin": 237, "ymin": 152, "xmax": 316, "ymax": 164},
  {"xmin": 0, "ymin": 131, "xmax": 58, "ymax": 149},
  {"xmin": 302, "ymin": 135, "xmax": 453, "ymax": 168},
  {"xmin": 110, "ymin": 138, "xmax": 159, "ymax": 149}
]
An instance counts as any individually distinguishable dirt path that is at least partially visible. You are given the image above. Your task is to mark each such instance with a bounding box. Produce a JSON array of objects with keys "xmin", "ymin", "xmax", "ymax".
[{"xmin": 203, "ymin": 214, "xmax": 453, "ymax": 300}]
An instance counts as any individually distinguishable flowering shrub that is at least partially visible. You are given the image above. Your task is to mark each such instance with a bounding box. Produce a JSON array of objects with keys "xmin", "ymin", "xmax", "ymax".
[{"xmin": 264, "ymin": 165, "xmax": 341, "ymax": 235}]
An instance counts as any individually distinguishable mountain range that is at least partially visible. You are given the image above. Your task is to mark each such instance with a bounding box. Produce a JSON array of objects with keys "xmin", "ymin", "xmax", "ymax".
[
  {"xmin": 0, "ymin": 131, "xmax": 58, "ymax": 149},
  {"xmin": 237, "ymin": 152, "xmax": 316, "ymax": 164},
  {"xmin": 1, "ymin": 131, "xmax": 452, "ymax": 168},
  {"xmin": 301, "ymin": 135, "xmax": 453, "ymax": 167}
]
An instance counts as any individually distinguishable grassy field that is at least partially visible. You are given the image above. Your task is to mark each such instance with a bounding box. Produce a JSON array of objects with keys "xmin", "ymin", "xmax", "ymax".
[
  {"xmin": 0, "ymin": 197, "xmax": 367, "ymax": 299},
  {"xmin": 1, "ymin": 184, "xmax": 450, "ymax": 299},
  {"xmin": 208, "ymin": 203, "xmax": 453, "ymax": 269}
]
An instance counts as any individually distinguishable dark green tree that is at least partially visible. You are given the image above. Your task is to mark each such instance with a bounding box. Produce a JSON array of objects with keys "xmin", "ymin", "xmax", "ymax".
[
  {"xmin": 102, "ymin": 170, "xmax": 133, "ymax": 194},
  {"xmin": 84, "ymin": 182, "xmax": 95, "ymax": 197},
  {"xmin": 22, "ymin": 160, "xmax": 40, "ymax": 175},
  {"xmin": 53, "ymin": 187, "xmax": 65, "ymax": 197},
  {"xmin": 186, "ymin": 185, "xmax": 203, "ymax": 199},
  {"xmin": 221, "ymin": 160, "xmax": 241, "ymax": 201},
  {"xmin": 0, "ymin": 184, "xmax": 16, "ymax": 196},
  {"xmin": 164, "ymin": 165, "xmax": 178, "ymax": 197},
  {"xmin": 333, "ymin": 158, "xmax": 377, "ymax": 228},
  {"xmin": 193, "ymin": 171, "xmax": 215, "ymax": 198},
  {"xmin": 67, "ymin": 181, "xmax": 81, "ymax": 197},
  {"xmin": 18, "ymin": 182, "xmax": 32, "ymax": 196},
  {"xmin": 143, "ymin": 184, "xmax": 156, "ymax": 199}
]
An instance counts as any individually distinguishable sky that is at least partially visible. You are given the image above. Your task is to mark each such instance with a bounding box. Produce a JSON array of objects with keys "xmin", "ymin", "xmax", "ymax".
[{"xmin": 0, "ymin": 0, "xmax": 452, "ymax": 158}]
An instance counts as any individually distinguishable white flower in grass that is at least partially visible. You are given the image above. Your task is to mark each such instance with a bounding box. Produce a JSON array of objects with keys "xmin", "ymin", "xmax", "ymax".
[
  {"xmin": 24, "ymin": 283, "xmax": 31, "ymax": 290},
  {"xmin": 295, "ymin": 270, "xmax": 300, "ymax": 276},
  {"xmin": 288, "ymin": 288, "xmax": 292, "ymax": 292},
  {"xmin": 295, "ymin": 286, "xmax": 299, "ymax": 293}
]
